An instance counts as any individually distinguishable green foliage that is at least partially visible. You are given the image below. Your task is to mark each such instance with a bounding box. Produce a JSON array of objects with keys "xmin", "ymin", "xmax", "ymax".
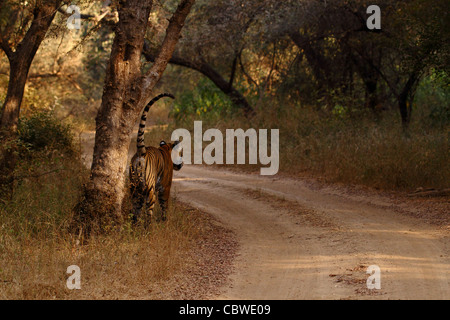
[
  {"xmin": 170, "ymin": 78, "xmax": 236, "ymax": 124},
  {"xmin": 416, "ymin": 70, "xmax": 450, "ymax": 128},
  {"xmin": 0, "ymin": 110, "xmax": 85, "ymax": 239},
  {"xmin": 18, "ymin": 109, "xmax": 75, "ymax": 155}
]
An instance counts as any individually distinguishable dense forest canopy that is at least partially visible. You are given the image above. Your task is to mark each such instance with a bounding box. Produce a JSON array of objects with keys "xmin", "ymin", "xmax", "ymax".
[{"xmin": 1, "ymin": 0, "xmax": 447, "ymax": 125}]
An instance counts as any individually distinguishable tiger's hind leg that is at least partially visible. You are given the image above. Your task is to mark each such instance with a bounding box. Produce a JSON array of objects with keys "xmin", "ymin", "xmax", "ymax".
[
  {"xmin": 145, "ymin": 187, "xmax": 157, "ymax": 222},
  {"xmin": 156, "ymin": 186, "xmax": 171, "ymax": 222},
  {"xmin": 131, "ymin": 191, "xmax": 145, "ymax": 223}
]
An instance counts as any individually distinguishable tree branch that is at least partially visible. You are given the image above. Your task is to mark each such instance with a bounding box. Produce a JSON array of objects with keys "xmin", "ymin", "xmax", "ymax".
[
  {"xmin": 143, "ymin": 42, "xmax": 254, "ymax": 117},
  {"xmin": 15, "ymin": 168, "xmax": 69, "ymax": 180},
  {"xmin": 228, "ymin": 51, "xmax": 239, "ymax": 91},
  {"xmin": 57, "ymin": 7, "xmax": 95, "ymax": 20},
  {"xmin": 0, "ymin": 36, "xmax": 12, "ymax": 59},
  {"xmin": 239, "ymin": 52, "xmax": 258, "ymax": 88},
  {"xmin": 140, "ymin": 0, "xmax": 196, "ymax": 105}
]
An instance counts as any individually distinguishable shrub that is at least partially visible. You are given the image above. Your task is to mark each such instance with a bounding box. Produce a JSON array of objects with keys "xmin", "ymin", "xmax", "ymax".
[
  {"xmin": 416, "ymin": 69, "xmax": 450, "ymax": 128},
  {"xmin": 18, "ymin": 109, "xmax": 75, "ymax": 155},
  {"xmin": 170, "ymin": 78, "xmax": 237, "ymax": 124}
]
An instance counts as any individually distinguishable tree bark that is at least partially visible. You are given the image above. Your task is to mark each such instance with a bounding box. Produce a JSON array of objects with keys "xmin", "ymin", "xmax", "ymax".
[
  {"xmin": 0, "ymin": 1, "xmax": 61, "ymax": 198},
  {"xmin": 288, "ymin": 31, "xmax": 334, "ymax": 90},
  {"xmin": 364, "ymin": 79, "xmax": 379, "ymax": 115},
  {"xmin": 398, "ymin": 72, "xmax": 419, "ymax": 131},
  {"xmin": 74, "ymin": 0, "xmax": 195, "ymax": 233}
]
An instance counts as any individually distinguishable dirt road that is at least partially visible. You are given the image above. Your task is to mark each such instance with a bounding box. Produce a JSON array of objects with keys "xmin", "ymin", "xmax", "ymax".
[
  {"xmin": 173, "ymin": 165, "xmax": 449, "ymax": 300},
  {"xmin": 80, "ymin": 132, "xmax": 449, "ymax": 300}
]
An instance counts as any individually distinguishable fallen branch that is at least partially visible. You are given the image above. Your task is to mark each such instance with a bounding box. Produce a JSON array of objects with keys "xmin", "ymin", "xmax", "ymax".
[
  {"xmin": 15, "ymin": 168, "xmax": 70, "ymax": 180},
  {"xmin": 407, "ymin": 188, "xmax": 450, "ymax": 198}
]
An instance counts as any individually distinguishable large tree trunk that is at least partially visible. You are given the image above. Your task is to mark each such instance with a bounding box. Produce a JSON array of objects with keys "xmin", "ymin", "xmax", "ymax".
[
  {"xmin": 363, "ymin": 76, "xmax": 380, "ymax": 116},
  {"xmin": 0, "ymin": 59, "xmax": 29, "ymax": 198},
  {"xmin": 74, "ymin": 0, "xmax": 195, "ymax": 234},
  {"xmin": 397, "ymin": 72, "xmax": 419, "ymax": 131},
  {"xmin": 0, "ymin": 1, "xmax": 61, "ymax": 198},
  {"xmin": 85, "ymin": 0, "xmax": 153, "ymax": 226},
  {"xmin": 0, "ymin": 60, "xmax": 29, "ymax": 132},
  {"xmin": 288, "ymin": 31, "xmax": 334, "ymax": 92}
]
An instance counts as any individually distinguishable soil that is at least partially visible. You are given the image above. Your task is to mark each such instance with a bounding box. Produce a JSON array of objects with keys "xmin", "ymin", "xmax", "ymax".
[
  {"xmin": 81, "ymin": 131, "xmax": 450, "ymax": 300},
  {"xmin": 174, "ymin": 165, "xmax": 449, "ymax": 299}
]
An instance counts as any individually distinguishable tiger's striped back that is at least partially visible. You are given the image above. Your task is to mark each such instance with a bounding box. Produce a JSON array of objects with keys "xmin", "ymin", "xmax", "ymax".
[{"xmin": 129, "ymin": 141, "xmax": 182, "ymax": 223}]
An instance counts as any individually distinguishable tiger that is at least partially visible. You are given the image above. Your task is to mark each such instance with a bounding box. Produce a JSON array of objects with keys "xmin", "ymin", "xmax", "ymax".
[{"xmin": 129, "ymin": 93, "xmax": 183, "ymax": 223}]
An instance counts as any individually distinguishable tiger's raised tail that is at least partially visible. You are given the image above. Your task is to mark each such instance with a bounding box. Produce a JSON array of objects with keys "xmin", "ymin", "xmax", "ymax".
[{"xmin": 137, "ymin": 93, "xmax": 175, "ymax": 156}]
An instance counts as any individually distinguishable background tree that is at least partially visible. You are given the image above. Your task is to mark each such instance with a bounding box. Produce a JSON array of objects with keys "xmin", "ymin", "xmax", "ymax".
[
  {"xmin": 0, "ymin": 0, "xmax": 112, "ymax": 198},
  {"xmin": 0, "ymin": 0, "xmax": 65, "ymax": 198},
  {"xmin": 142, "ymin": 0, "xmax": 264, "ymax": 117}
]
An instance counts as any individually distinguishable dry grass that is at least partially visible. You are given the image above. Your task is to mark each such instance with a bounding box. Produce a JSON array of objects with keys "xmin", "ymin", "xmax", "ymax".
[
  {"xmin": 0, "ymin": 203, "xmax": 216, "ymax": 299},
  {"xmin": 0, "ymin": 149, "xmax": 235, "ymax": 299},
  {"xmin": 277, "ymin": 107, "xmax": 449, "ymax": 190},
  {"xmin": 169, "ymin": 101, "xmax": 449, "ymax": 192}
]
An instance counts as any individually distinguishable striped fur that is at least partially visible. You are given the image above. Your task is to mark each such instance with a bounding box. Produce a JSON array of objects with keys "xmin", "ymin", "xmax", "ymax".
[
  {"xmin": 137, "ymin": 93, "xmax": 175, "ymax": 156},
  {"xmin": 130, "ymin": 93, "xmax": 180, "ymax": 222},
  {"xmin": 129, "ymin": 141, "xmax": 182, "ymax": 222}
]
